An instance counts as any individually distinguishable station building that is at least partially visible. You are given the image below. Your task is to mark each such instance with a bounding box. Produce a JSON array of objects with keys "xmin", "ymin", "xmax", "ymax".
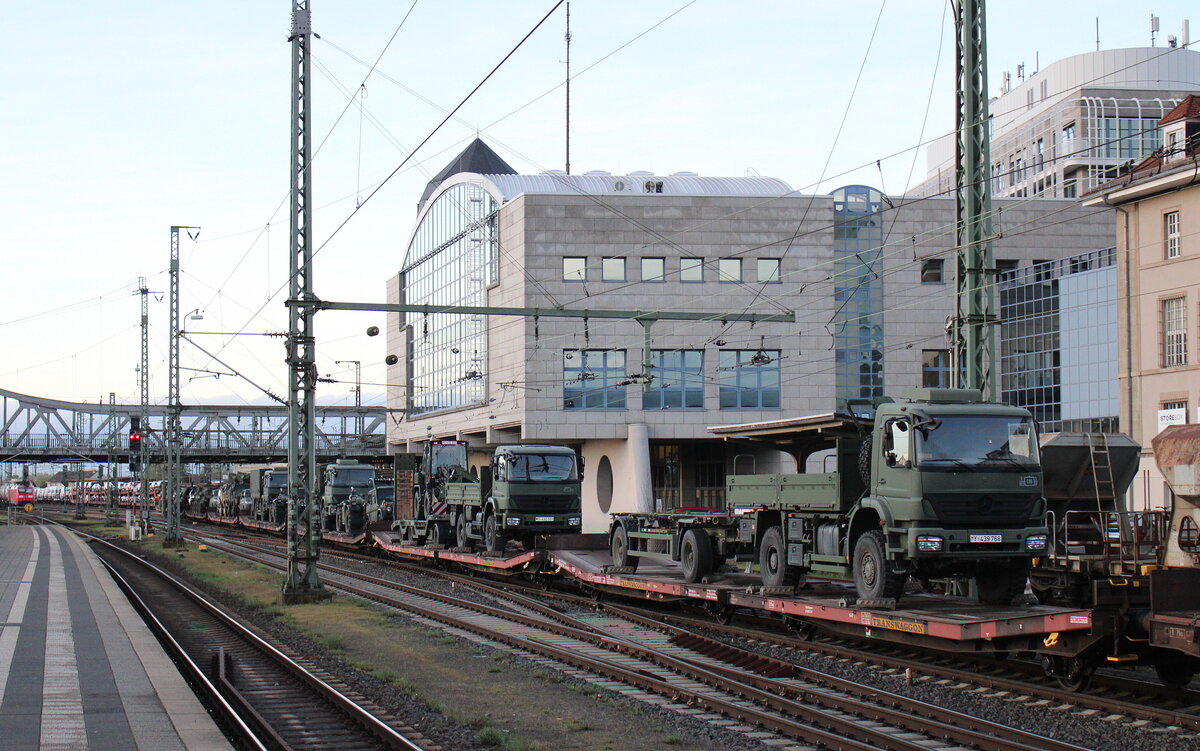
[{"xmin": 385, "ymin": 139, "xmax": 1114, "ymax": 531}]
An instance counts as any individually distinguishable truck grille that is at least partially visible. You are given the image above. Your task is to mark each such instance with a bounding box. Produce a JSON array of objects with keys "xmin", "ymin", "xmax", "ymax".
[
  {"xmin": 512, "ymin": 495, "xmax": 577, "ymax": 513},
  {"xmin": 924, "ymin": 493, "xmax": 1038, "ymax": 526}
]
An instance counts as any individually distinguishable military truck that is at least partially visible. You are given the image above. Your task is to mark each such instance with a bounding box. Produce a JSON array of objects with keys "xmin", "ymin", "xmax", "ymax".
[
  {"xmin": 449, "ymin": 445, "xmax": 582, "ymax": 553},
  {"xmin": 248, "ymin": 465, "xmax": 289, "ymax": 525},
  {"xmin": 319, "ymin": 458, "xmax": 376, "ymax": 537},
  {"xmin": 609, "ymin": 388, "xmax": 1048, "ymax": 604},
  {"xmin": 393, "ymin": 439, "xmax": 471, "ymax": 546},
  {"xmin": 394, "ymin": 441, "xmax": 582, "ymax": 552}
]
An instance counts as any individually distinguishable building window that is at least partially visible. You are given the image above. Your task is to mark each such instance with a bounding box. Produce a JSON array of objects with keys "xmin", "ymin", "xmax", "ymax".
[
  {"xmin": 1165, "ymin": 211, "xmax": 1181, "ymax": 259},
  {"xmin": 921, "ymin": 350, "xmax": 952, "ymax": 388},
  {"xmin": 996, "ymin": 259, "xmax": 1019, "ymax": 274},
  {"xmin": 757, "ymin": 258, "xmax": 781, "ymax": 283},
  {"xmin": 643, "ymin": 350, "xmax": 704, "ymax": 409},
  {"xmin": 602, "ymin": 256, "xmax": 626, "ymax": 282},
  {"xmin": 680, "ymin": 257, "xmax": 704, "ymax": 282},
  {"xmin": 1062, "ymin": 122, "xmax": 1075, "ymax": 142},
  {"xmin": 718, "ymin": 350, "xmax": 780, "ymax": 409},
  {"xmin": 1162, "ymin": 297, "xmax": 1188, "ymax": 367},
  {"xmin": 641, "ymin": 257, "xmax": 665, "ymax": 282},
  {"xmin": 921, "ymin": 259, "xmax": 944, "ymax": 284},
  {"xmin": 718, "ymin": 258, "xmax": 742, "ymax": 282},
  {"xmin": 563, "ymin": 257, "xmax": 586, "ymax": 282},
  {"xmin": 563, "ymin": 349, "xmax": 626, "ymax": 409}
]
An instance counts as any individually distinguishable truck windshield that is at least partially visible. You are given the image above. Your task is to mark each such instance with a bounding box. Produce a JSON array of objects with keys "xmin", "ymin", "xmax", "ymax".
[
  {"xmin": 429, "ymin": 443, "xmax": 468, "ymax": 472},
  {"xmin": 916, "ymin": 415, "xmax": 1039, "ymax": 470},
  {"xmin": 509, "ymin": 454, "xmax": 578, "ymax": 482},
  {"xmin": 266, "ymin": 474, "xmax": 288, "ymax": 488},
  {"xmin": 332, "ymin": 468, "xmax": 375, "ymax": 486}
]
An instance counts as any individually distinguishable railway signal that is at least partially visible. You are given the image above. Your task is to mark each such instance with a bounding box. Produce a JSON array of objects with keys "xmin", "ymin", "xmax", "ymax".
[{"xmin": 129, "ymin": 417, "xmax": 142, "ymax": 472}]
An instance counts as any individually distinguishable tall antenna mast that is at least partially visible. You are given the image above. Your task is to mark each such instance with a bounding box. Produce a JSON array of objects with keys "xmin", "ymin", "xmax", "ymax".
[{"xmin": 565, "ymin": 1, "xmax": 571, "ymax": 174}]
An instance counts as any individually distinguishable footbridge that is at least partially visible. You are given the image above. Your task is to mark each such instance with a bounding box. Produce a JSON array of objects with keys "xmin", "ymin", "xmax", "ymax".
[{"xmin": 0, "ymin": 386, "xmax": 389, "ymax": 464}]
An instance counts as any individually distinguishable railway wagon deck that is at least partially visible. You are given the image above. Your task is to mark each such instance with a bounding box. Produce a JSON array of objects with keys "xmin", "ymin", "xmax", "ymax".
[{"xmin": 546, "ymin": 535, "xmax": 1096, "ymax": 655}]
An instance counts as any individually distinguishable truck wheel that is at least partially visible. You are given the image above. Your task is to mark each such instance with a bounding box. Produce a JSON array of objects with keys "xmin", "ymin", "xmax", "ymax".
[
  {"xmin": 853, "ymin": 531, "xmax": 904, "ymax": 599},
  {"xmin": 611, "ymin": 525, "xmax": 639, "ymax": 571},
  {"xmin": 484, "ymin": 514, "xmax": 505, "ymax": 553},
  {"xmin": 760, "ymin": 526, "xmax": 801, "ymax": 588},
  {"xmin": 429, "ymin": 521, "xmax": 452, "ymax": 548},
  {"xmin": 680, "ymin": 529, "xmax": 714, "ymax": 583},
  {"xmin": 975, "ymin": 565, "xmax": 1028, "ymax": 605},
  {"xmin": 455, "ymin": 513, "xmax": 470, "ymax": 549}
]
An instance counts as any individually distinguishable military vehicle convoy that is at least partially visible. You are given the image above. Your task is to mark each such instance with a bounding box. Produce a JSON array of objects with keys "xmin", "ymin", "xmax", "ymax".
[
  {"xmin": 394, "ymin": 441, "xmax": 582, "ymax": 552},
  {"xmin": 610, "ymin": 388, "xmax": 1049, "ymax": 604}
]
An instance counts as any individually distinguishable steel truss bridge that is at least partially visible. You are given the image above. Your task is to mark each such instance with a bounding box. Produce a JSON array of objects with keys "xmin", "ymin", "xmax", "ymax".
[{"xmin": 0, "ymin": 386, "xmax": 388, "ymax": 465}]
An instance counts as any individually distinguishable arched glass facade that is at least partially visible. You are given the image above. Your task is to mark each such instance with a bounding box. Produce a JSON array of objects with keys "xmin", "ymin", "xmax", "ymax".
[
  {"xmin": 402, "ymin": 182, "xmax": 500, "ymax": 415},
  {"xmin": 831, "ymin": 185, "xmax": 885, "ymax": 403}
]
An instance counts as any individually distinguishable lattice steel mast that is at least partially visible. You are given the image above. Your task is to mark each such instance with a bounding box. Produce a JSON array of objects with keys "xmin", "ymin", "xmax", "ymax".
[
  {"xmin": 137, "ymin": 277, "xmax": 153, "ymax": 525},
  {"xmin": 952, "ymin": 0, "xmax": 997, "ymax": 398},
  {"xmin": 164, "ymin": 226, "xmax": 196, "ymax": 545},
  {"xmin": 283, "ymin": 0, "xmax": 325, "ymax": 601}
]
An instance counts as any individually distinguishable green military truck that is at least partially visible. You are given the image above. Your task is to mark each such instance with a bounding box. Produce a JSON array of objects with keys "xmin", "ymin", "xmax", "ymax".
[
  {"xmin": 447, "ymin": 444, "xmax": 583, "ymax": 553},
  {"xmin": 319, "ymin": 458, "xmax": 376, "ymax": 536},
  {"xmin": 609, "ymin": 388, "xmax": 1048, "ymax": 604}
]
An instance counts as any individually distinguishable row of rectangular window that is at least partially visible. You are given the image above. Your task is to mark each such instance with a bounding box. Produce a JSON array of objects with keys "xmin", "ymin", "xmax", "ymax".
[
  {"xmin": 563, "ymin": 256, "xmax": 781, "ymax": 284},
  {"xmin": 562, "ymin": 349, "xmax": 780, "ymax": 410},
  {"xmin": 919, "ymin": 258, "xmax": 1020, "ymax": 284}
]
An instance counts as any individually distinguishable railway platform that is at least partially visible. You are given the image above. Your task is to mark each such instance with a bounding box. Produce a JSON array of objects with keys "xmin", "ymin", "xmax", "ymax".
[{"xmin": 0, "ymin": 523, "xmax": 230, "ymax": 751}]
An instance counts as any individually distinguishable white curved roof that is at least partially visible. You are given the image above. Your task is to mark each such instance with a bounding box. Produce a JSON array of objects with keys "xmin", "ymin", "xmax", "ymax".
[{"xmin": 457, "ymin": 172, "xmax": 793, "ymax": 202}]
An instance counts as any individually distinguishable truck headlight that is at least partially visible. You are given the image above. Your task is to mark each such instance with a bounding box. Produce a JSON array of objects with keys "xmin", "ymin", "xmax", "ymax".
[
  {"xmin": 1026, "ymin": 534, "xmax": 1047, "ymax": 551},
  {"xmin": 916, "ymin": 535, "xmax": 944, "ymax": 552},
  {"xmin": 506, "ymin": 516, "xmax": 522, "ymax": 526},
  {"xmin": 568, "ymin": 516, "xmax": 581, "ymax": 526}
]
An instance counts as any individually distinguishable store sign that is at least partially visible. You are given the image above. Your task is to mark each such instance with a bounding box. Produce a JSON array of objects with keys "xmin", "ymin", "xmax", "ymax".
[{"xmin": 1158, "ymin": 408, "xmax": 1188, "ymax": 433}]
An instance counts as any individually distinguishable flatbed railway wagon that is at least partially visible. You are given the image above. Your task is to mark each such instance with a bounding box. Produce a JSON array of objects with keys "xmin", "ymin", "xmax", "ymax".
[{"xmin": 610, "ymin": 388, "xmax": 1049, "ymax": 605}]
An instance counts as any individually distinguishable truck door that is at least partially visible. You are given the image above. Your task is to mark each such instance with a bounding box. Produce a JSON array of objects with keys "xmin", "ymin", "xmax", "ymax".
[{"xmin": 876, "ymin": 418, "xmax": 916, "ymax": 501}]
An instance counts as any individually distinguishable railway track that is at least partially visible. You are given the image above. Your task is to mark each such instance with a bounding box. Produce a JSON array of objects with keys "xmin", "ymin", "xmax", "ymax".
[
  {"xmin": 84, "ymin": 532, "xmax": 426, "ymax": 751},
  {"xmin": 197, "ymin": 532, "xmax": 1094, "ymax": 751}
]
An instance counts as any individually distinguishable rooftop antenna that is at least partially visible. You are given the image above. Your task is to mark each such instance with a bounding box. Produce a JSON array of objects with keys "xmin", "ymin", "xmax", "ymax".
[
  {"xmin": 1184, "ymin": 19, "xmax": 1191, "ymax": 47},
  {"xmin": 1151, "ymin": 14, "xmax": 1160, "ymax": 47},
  {"xmin": 564, "ymin": 1, "xmax": 572, "ymax": 174},
  {"xmin": 1095, "ymin": 17, "xmax": 1100, "ymax": 51}
]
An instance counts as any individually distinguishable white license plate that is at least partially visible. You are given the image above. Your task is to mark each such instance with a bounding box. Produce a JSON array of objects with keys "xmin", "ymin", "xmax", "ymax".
[
  {"xmin": 969, "ymin": 534, "xmax": 1002, "ymax": 543},
  {"xmin": 534, "ymin": 516, "xmax": 555, "ymax": 522}
]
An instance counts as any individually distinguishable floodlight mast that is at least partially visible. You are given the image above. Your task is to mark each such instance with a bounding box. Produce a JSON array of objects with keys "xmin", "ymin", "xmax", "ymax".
[{"xmin": 283, "ymin": 0, "xmax": 325, "ymax": 602}]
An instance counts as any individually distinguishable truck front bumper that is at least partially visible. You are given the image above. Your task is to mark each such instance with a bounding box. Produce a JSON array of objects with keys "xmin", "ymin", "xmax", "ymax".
[
  {"xmin": 894, "ymin": 525, "xmax": 1048, "ymax": 559},
  {"xmin": 497, "ymin": 511, "xmax": 582, "ymax": 533}
]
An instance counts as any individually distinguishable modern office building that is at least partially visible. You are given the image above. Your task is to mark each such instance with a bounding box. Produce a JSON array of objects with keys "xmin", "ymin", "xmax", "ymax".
[
  {"xmin": 1084, "ymin": 95, "xmax": 1200, "ymax": 511},
  {"xmin": 998, "ymin": 247, "xmax": 1119, "ymax": 434},
  {"xmin": 911, "ymin": 47, "xmax": 1200, "ymax": 200},
  {"xmin": 386, "ymin": 139, "xmax": 1114, "ymax": 530}
]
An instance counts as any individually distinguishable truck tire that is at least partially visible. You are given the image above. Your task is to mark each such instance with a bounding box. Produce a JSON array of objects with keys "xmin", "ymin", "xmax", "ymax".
[
  {"xmin": 853, "ymin": 530, "xmax": 904, "ymax": 599},
  {"xmin": 975, "ymin": 565, "xmax": 1028, "ymax": 605},
  {"xmin": 484, "ymin": 514, "xmax": 505, "ymax": 554},
  {"xmin": 611, "ymin": 525, "xmax": 639, "ymax": 571},
  {"xmin": 429, "ymin": 521, "xmax": 452, "ymax": 548},
  {"xmin": 760, "ymin": 526, "xmax": 801, "ymax": 588},
  {"xmin": 680, "ymin": 529, "xmax": 714, "ymax": 583},
  {"xmin": 455, "ymin": 513, "xmax": 470, "ymax": 549}
]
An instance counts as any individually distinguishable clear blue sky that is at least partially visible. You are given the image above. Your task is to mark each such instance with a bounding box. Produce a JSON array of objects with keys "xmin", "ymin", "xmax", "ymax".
[{"xmin": 2, "ymin": 1, "xmax": 1195, "ymax": 409}]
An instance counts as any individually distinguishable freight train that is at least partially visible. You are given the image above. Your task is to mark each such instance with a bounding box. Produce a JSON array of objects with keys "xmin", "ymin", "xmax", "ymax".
[{"xmin": 169, "ymin": 411, "xmax": 1200, "ymax": 690}]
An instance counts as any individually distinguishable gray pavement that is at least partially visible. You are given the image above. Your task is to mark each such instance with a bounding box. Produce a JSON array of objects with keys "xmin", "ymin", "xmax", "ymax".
[{"xmin": 0, "ymin": 523, "xmax": 230, "ymax": 750}]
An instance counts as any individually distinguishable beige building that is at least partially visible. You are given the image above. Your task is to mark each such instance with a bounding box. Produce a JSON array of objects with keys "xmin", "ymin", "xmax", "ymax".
[
  {"xmin": 388, "ymin": 140, "xmax": 1114, "ymax": 531},
  {"xmin": 1084, "ymin": 96, "xmax": 1200, "ymax": 510}
]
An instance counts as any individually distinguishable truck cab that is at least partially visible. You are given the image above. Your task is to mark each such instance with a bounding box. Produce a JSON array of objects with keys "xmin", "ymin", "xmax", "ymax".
[{"xmin": 320, "ymin": 459, "xmax": 376, "ymax": 535}]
